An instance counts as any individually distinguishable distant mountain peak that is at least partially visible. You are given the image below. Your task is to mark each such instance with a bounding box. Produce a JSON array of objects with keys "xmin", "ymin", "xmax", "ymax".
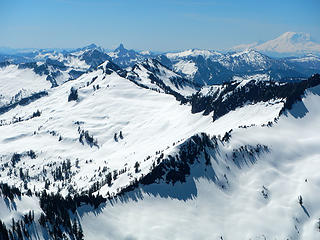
[
  {"xmin": 86, "ymin": 43, "xmax": 98, "ymax": 49},
  {"xmin": 115, "ymin": 43, "xmax": 126, "ymax": 52},
  {"xmin": 280, "ymin": 31, "xmax": 311, "ymax": 41},
  {"xmin": 232, "ymin": 32, "xmax": 320, "ymax": 56}
]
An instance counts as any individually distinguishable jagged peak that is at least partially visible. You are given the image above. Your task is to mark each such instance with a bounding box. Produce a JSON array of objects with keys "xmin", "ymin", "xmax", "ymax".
[{"xmin": 115, "ymin": 43, "xmax": 126, "ymax": 52}]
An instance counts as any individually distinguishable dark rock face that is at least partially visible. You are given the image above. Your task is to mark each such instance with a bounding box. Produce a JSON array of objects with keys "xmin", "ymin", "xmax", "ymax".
[
  {"xmin": 0, "ymin": 61, "xmax": 11, "ymax": 68},
  {"xmin": 80, "ymin": 49, "xmax": 111, "ymax": 69},
  {"xmin": 68, "ymin": 87, "xmax": 78, "ymax": 102},
  {"xmin": 110, "ymin": 44, "xmax": 147, "ymax": 68},
  {"xmin": 0, "ymin": 91, "xmax": 48, "ymax": 115},
  {"xmin": 45, "ymin": 58, "xmax": 67, "ymax": 70},
  {"xmin": 68, "ymin": 69, "xmax": 85, "ymax": 80},
  {"xmin": 18, "ymin": 62, "xmax": 49, "ymax": 76},
  {"xmin": 158, "ymin": 50, "xmax": 316, "ymax": 86},
  {"xmin": 190, "ymin": 74, "xmax": 320, "ymax": 121},
  {"xmin": 126, "ymin": 59, "xmax": 197, "ymax": 102},
  {"xmin": 140, "ymin": 133, "xmax": 216, "ymax": 186}
]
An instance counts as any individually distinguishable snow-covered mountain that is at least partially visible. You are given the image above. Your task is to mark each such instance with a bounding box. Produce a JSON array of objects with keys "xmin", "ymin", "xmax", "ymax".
[
  {"xmin": 1, "ymin": 41, "xmax": 320, "ymax": 239},
  {"xmin": 159, "ymin": 48, "xmax": 308, "ymax": 85},
  {"xmin": 284, "ymin": 54, "xmax": 320, "ymax": 76},
  {"xmin": 107, "ymin": 44, "xmax": 151, "ymax": 67},
  {"xmin": 1, "ymin": 40, "xmax": 320, "ymax": 239},
  {"xmin": 233, "ymin": 32, "xmax": 320, "ymax": 56},
  {"xmin": 128, "ymin": 58, "xmax": 198, "ymax": 97},
  {"xmin": 1, "ymin": 42, "xmax": 320, "ymax": 88},
  {"xmin": 0, "ymin": 45, "xmax": 113, "ymax": 112}
]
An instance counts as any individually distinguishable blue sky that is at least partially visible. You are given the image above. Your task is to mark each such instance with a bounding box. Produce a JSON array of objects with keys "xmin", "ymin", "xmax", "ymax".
[{"xmin": 0, "ymin": 0, "xmax": 319, "ymax": 51}]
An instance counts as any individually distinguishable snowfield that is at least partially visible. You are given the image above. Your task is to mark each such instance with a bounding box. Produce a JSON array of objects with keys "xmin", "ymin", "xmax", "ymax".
[
  {"xmin": 0, "ymin": 65, "xmax": 50, "ymax": 107},
  {"xmin": 80, "ymin": 86, "xmax": 320, "ymax": 240},
  {"xmin": 173, "ymin": 60, "xmax": 198, "ymax": 77},
  {"xmin": 0, "ymin": 54, "xmax": 319, "ymax": 240},
  {"xmin": 0, "ymin": 62, "xmax": 212, "ymax": 197}
]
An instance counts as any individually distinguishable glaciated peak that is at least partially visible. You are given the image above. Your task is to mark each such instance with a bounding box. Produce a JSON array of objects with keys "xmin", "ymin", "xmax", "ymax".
[
  {"xmin": 279, "ymin": 32, "xmax": 311, "ymax": 43},
  {"xmin": 232, "ymin": 32, "xmax": 320, "ymax": 55}
]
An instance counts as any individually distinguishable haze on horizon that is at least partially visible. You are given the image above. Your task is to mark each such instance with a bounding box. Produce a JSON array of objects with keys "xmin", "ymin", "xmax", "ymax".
[{"xmin": 1, "ymin": 0, "xmax": 319, "ymax": 51}]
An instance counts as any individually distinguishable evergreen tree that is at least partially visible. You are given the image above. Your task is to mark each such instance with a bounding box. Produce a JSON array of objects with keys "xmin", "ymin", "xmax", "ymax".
[
  {"xmin": 113, "ymin": 170, "xmax": 118, "ymax": 180},
  {"xmin": 16, "ymin": 221, "xmax": 23, "ymax": 240},
  {"xmin": 78, "ymin": 225, "xmax": 84, "ymax": 240},
  {"xmin": 11, "ymin": 153, "xmax": 21, "ymax": 167},
  {"xmin": 32, "ymin": 110, "xmax": 41, "ymax": 118},
  {"xmin": 134, "ymin": 162, "xmax": 140, "ymax": 173},
  {"xmin": 68, "ymin": 87, "xmax": 78, "ymax": 102},
  {"xmin": 72, "ymin": 219, "xmax": 78, "ymax": 236},
  {"xmin": 0, "ymin": 220, "xmax": 9, "ymax": 240},
  {"xmin": 39, "ymin": 213, "xmax": 46, "ymax": 226},
  {"xmin": 114, "ymin": 133, "xmax": 118, "ymax": 142},
  {"xmin": 19, "ymin": 168, "xmax": 24, "ymax": 180},
  {"xmin": 11, "ymin": 218, "xmax": 15, "ymax": 233},
  {"xmin": 106, "ymin": 172, "xmax": 112, "ymax": 187}
]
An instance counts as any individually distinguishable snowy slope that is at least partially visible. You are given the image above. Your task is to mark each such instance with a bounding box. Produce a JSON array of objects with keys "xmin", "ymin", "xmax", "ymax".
[
  {"xmin": 1, "ymin": 52, "xmax": 320, "ymax": 239},
  {"xmin": 80, "ymin": 85, "xmax": 320, "ymax": 240},
  {"xmin": 172, "ymin": 60, "xmax": 198, "ymax": 77},
  {"xmin": 129, "ymin": 59, "xmax": 198, "ymax": 96},
  {"xmin": 0, "ymin": 64, "xmax": 50, "ymax": 108},
  {"xmin": 0, "ymin": 61, "xmax": 303, "ymax": 199},
  {"xmin": 0, "ymin": 46, "xmax": 113, "ymax": 114},
  {"xmin": 284, "ymin": 54, "xmax": 320, "ymax": 76},
  {"xmin": 0, "ymin": 60, "xmax": 213, "ymax": 198}
]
